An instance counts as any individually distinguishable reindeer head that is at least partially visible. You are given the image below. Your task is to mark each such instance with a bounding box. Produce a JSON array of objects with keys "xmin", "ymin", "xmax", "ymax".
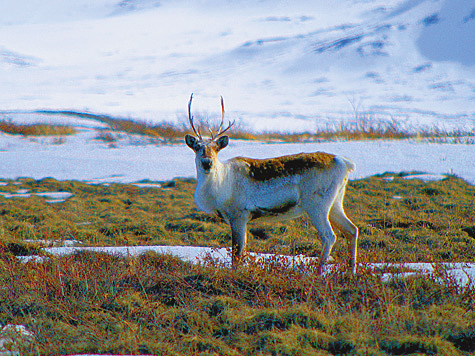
[{"xmin": 185, "ymin": 94, "xmax": 234, "ymax": 174}]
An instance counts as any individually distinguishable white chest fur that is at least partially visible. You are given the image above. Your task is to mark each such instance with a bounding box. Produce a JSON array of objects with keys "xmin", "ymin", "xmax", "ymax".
[{"xmin": 194, "ymin": 162, "xmax": 230, "ymax": 214}]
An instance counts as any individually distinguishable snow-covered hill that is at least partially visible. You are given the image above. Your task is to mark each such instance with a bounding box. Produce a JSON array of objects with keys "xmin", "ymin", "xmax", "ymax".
[{"xmin": 0, "ymin": 0, "xmax": 473, "ymax": 132}]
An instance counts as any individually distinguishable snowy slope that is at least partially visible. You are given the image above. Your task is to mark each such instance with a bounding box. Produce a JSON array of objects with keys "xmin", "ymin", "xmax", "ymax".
[{"xmin": 0, "ymin": 0, "xmax": 473, "ymax": 132}]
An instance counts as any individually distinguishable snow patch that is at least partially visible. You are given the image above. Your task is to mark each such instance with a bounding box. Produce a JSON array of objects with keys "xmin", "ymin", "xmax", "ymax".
[
  {"xmin": 402, "ymin": 173, "xmax": 448, "ymax": 181},
  {"xmin": 0, "ymin": 324, "xmax": 34, "ymax": 356},
  {"xmin": 0, "ymin": 190, "xmax": 74, "ymax": 203}
]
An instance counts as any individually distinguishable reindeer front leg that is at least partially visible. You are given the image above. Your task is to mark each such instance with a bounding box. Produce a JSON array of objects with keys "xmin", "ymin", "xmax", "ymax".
[{"xmin": 229, "ymin": 215, "xmax": 249, "ymax": 266}]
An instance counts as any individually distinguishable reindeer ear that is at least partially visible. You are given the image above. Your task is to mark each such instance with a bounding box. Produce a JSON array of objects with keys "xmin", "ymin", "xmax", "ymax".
[
  {"xmin": 185, "ymin": 134, "xmax": 198, "ymax": 150},
  {"xmin": 216, "ymin": 135, "xmax": 229, "ymax": 151}
]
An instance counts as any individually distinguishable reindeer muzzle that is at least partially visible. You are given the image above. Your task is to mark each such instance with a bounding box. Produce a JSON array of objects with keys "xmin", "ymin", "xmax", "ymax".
[{"xmin": 201, "ymin": 158, "xmax": 213, "ymax": 173}]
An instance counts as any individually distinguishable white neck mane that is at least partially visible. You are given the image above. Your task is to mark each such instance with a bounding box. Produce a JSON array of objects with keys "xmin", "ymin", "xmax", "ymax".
[{"xmin": 194, "ymin": 159, "xmax": 229, "ymax": 213}]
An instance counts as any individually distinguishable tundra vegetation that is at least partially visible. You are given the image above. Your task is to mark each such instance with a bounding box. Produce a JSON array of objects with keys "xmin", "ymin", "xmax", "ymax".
[
  {"xmin": 1, "ymin": 111, "xmax": 474, "ymax": 143},
  {"xmin": 0, "ymin": 111, "xmax": 474, "ymax": 354},
  {"xmin": 0, "ymin": 174, "xmax": 474, "ymax": 355},
  {"xmin": 0, "ymin": 119, "xmax": 76, "ymax": 137}
]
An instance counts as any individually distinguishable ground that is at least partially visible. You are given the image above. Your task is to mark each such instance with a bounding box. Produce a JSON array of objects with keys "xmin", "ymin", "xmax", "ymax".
[{"xmin": 0, "ymin": 174, "xmax": 474, "ymax": 355}]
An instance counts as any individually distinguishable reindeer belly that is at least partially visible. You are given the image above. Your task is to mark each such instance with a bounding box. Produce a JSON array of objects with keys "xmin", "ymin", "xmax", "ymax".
[
  {"xmin": 249, "ymin": 202, "xmax": 304, "ymax": 222},
  {"xmin": 245, "ymin": 177, "xmax": 303, "ymax": 221}
]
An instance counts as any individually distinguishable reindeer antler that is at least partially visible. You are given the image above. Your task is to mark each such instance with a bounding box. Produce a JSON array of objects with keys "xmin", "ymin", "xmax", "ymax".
[
  {"xmin": 188, "ymin": 93, "xmax": 202, "ymax": 139},
  {"xmin": 217, "ymin": 96, "xmax": 225, "ymax": 135},
  {"xmin": 211, "ymin": 96, "xmax": 234, "ymax": 139},
  {"xmin": 189, "ymin": 94, "xmax": 234, "ymax": 139}
]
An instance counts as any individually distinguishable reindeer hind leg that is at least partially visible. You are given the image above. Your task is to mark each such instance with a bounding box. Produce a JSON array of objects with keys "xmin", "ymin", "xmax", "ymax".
[
  {"xmin": 329, "ymin": 184, "xmax": 358, "ymax": 274},
  {"xmin": 306, "ymin": 209, "xmax": 337, "ymax": 274}
]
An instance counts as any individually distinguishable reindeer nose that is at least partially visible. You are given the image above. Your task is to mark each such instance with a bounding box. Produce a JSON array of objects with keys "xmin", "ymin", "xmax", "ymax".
[{"xmin": 201, "ymin": 158, "xmax": 213, "ymax": 172}]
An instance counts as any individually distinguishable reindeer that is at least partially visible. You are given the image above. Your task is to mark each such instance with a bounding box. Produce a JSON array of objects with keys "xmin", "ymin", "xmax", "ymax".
[{"xmin": 184, "ymin": 94, "xmax": 358, "ymax": 274}]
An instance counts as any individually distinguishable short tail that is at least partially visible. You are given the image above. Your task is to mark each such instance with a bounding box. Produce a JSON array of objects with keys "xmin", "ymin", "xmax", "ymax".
[{"xmin": 340, "ymin": 157, "xmax": 356, "ymax": 173}]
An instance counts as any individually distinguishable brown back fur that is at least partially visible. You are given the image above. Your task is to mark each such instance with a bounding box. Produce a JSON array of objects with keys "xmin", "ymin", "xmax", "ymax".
[{"xmin": 236, "ymin": 152, "xmax": 336, "ymax": 181}]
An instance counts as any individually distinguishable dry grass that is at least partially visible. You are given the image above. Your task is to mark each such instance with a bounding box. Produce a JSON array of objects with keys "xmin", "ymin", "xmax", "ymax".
[
  {"xmin": 34, "ymin": 110, "xmax": 475, "ymax": 143},
  {"xmin": 314, "ymin": 118, "xmax": 412, "ymax": 141},
  {"xmin": 1, "ymin": 175, "xmax": 473, "ymax": 262},
  {"xmin": 40, "ymin": 110, "xmax": 187, "ymax": 142},
  {"xmin": 0, "ymin": 175, "xmax": 474, "ymax": 354},
  {"xmin": 0, "ymin": 250, "xmax": 474, "ymax": 355},
  {"xmin": 0, "ymin": 119, "xmax": 76, "ymax": 136},
  {"xmin": 97, "ymin": 117, "xmax": 187, "ymax": 142}
]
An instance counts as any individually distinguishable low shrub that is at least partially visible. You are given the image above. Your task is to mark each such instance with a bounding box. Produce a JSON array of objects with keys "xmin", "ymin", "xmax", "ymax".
[
  {"xmin": 0, "ymin": 175, "xmax": 474, "ymax": 354},
  {"xmin": 0, "ymin": 119, "xmax": 76, "ymax": 136}
]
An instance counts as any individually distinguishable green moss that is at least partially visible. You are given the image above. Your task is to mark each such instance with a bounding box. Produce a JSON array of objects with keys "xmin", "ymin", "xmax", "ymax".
[
  {"xmin": 235, "ymin": 307, "xmax": 329, "ymax": 335},
  {"xmin": 298, "ymin": 328, "xmax": 336, "ymax": 350},
  {"xmin": 379, "ymin": 335, "xmax": 458, "ymax": 356}
]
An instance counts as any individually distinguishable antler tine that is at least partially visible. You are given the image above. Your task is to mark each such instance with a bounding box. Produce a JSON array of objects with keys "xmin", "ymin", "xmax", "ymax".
[
  {"xmin": 212, "ymin": 95, "xmax": 234, "ymax": 138},
  {"xmin": 217, "ymin": 119, "xmax": 235, "ymax": 137},
  {"xmin": 188, "ymin": 93, "xmax": 201, "ymax": 139},
  {"xmin": 208, "ymin": 127, "xmax": 215, "ymax": 140},
  {"xmin": 217, "ymin": 96, "xmax": 225, "ymax": 134},
  {"xmin": 208, "ymin": 96, "xmax": 225, "ymax": 140}
]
